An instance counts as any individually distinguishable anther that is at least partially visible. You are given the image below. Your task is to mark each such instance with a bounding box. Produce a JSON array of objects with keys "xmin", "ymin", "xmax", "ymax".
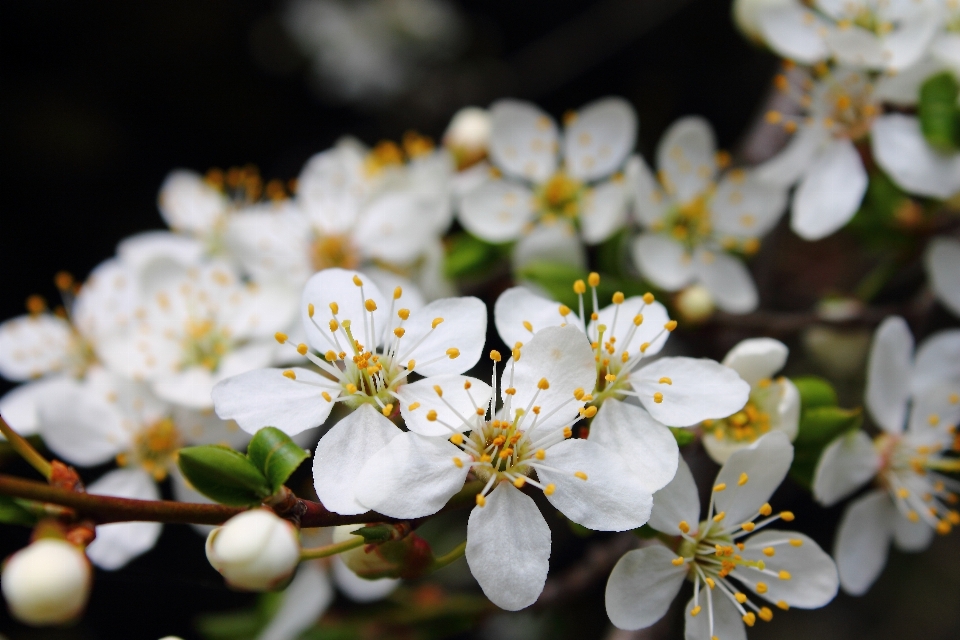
[
  {"xmin": 705, "ymin": 577, "xmax": 716, "ymax": 589},
  {"xmin": 558, "ymin": 304, "xmax": 571, "ymax": 316},
  {"xmin": 605, "ymin": 374, "xmax": 617, "ymax": 382},
  {"xmin": 763, "ymin": 547, "xmax": 775, "ymax": 557},
  {"xmin": 307, "ymin": 303, "xmax": 315, "ymax": 318},
  {"xmin": 563, "ymin": 427, "xmax": 572, "ymax": 438},
  {"xmin": 713, "ymin": 511, "xmax": 726, "ymax": 522},
  {"xmin": 432, "ymin": 317, "xmax": 444, "ymax": 329},
  {"xmin": 408, "ymin": 402, "xmax": 421, "ymax": 411},
  {"xmin": 433, "ymin": 385, "xmax": 443, "ymax": 397},
  {"xmin": 678, "ymin": 521, "xmax": 690, "ymax": 534},
  {"xmin": 756, "ymin": 582, "xmax": 768, "ymax": 594},
  {"xmin": 672, "ymin": 557, "xmax": 685, "ymax": 566},
  {"xmin": 426, "ymin": 410, "xmax": 438, "ymax": 422},
  {"xmin": 450, "ymin": 433, "xmax": 463, "ymax": 445},
  {"xmin": 664, "ymin": 320, "xmax": 678, "ymax": 332},
  {"xmin": 640, "ymin": 342, "xmax": 651, "ymax": 353},
  {"xmin": 741, "ymin": 522, "xmax": 755, "ymax": 532},
  {"xmin": 394, "ymin": 327, "xmax": 405, "ymax": 338},
  {"xmin": 505, "ymin": 387, "xmax": 517, "ymax": 395},
  {"xmin": 346, "ymin": 384, "xmax": 358, "ymax": 394},
  {"xmin": 490, "ymin": 350, "xmax": 502, "ymax": 362},
  {"xmin": 759, "ymin": 607, "xmax": 773, "ymax": 622},
  {"xmin": 659, "ymin": 377, "xmax": 672, "ymax": 385},
  {"xmin": 574, "ymin": 471, "xmax": 588, "ymax": 481},
  {"xmin": 297, "ymin": 343, "xmax": 308, "ymax": 355},
  {"xmin": 393, "ymin": 287, "xmax": 402, "ymax": 299},
  {"xmin": 523, "ymin": 320, "xmax": 533, "ymax": 332},
  {"xmin": 633, "ymin": 314, "xmax": 644, "ymax": 326},
  {"xmin": 573, "ymin": 280, "xmax": 586, "ymax": 294},
  {"xmin": 544, "ymin": 484, "xmax": 556, "ymax": 496},
  {"xmin": 653, "ymin": 392, "xmax": 663, "ymax": 403},
  {"xmin": 588, "ymin": 272, "xmax": 600, "ymax": 287},
  {"xmin": 780, "ymin": 511, "xmax": 795, "ymax": 521},
  {"xmin": 352, "ymin": 275, "xmax": 363, "ymax": 286},
  {"xmin": 573, "ymin": 388, "xmax": 585, "ymax": 400},
  {"xmin": 274, "ymin": 332, "xmax": 288, "ymax": 344},
  {"xmin": 329, "ymin": 320, "xmax": 339, "ymax": 332},
  {"xmin": 759, "ymin": 503, "xmax": 772, "ymax": 516},
  {"xmin": 580, "ymin": 406, "xmax": 598, "ymax": 418},
  {"xmin": 476, "ymin": 494, "xmax": 486, "ymax": 507},
  {"xmin": 778, "ymin": 570, "xmax": 791, "ymax": 580},
  {"xmin": 538, "ymin": 378, "xmax": 550, "ymax": 390},
  {"xmin": 735, "ymin": 592, "xmax": 747, "ymax": 604},
  {"xmin": 321, "ymin": 392, "xmax": 332, "ymax": 402},
  {"xmin": 742, "ymin": 612, "xmax": 756, "ymax": 627},
  {"xmin": 364, "ymin": 299, "xmax": 377, "ymax": 312},
  {"xmin": 381, "ymin": 404, "xmax": 394, "ymax": 417},
  {"xmin": 738, "ymin": 472, "xmax": 749, "ymax": 486},
  {"xmin": 714, "ymin": 483, "xmax": 727, "ymax": 492},
  {"xmin": 535, "ymin": 449, "xmax": 546, "ymax": 460},
  {"xmin": 690, "ymin": 605, "xmax": 702, "ymax": 617},
  {"xmin": 282, "ymin": 370, "xmax": 296, "ymax": 380},
  {"xmin": 776, "ymin": 601, "xmax": 789, "ymax": 610},
  {"xmin": 513, "ymin": 477, "xmax": 526, "ymax": 488},
  {"xmin": 407, "ymin": 359, "xmax": 416, "ymax": 370},
  {"xmin": 612, "ymin": 292, "xmax": 624, "ymax": 304},
  {"xmin": 398, "ymin": 309, "xmax": 410, "ymax": 320},
  {"xmin": 329, "ymin": 302, "xmax": 339, "ymax": 314},
  {"xmin": 453, "ymin": 457, "xmax": 463, "ymax": 468}
]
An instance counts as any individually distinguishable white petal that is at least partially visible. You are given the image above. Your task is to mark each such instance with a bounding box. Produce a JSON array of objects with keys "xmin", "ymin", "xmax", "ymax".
[
  {"xmin": 579, "ymin": 180, "xmax": 629, "ymax": 245},
  {"xmin": 488, "ymin": 100, "xmax": 559, "ymax": 183},
  {"xmin": 157, "ymin": 170, "xmax": 226, "ymax": 235},
  {"xmin": 152, "ymin": 367, "xmax": 216, "ymax": 410},
  {"xmin": 693, "ymin": 249, "xmax": 758, "ymax": 314},
  {"xmin": 363, "ymin": 269, "xmax": 425, "ymax": 314},
  {"xmin": 0, "ymin": 314, "xmax": 73, "ymax": 381},
  {"xmin": 710, "ymin": 173, "xmax": 788, "ymax": 240},
  {"xmin": 511, "ymin": 220, "xmax": 587, "ymax": 271},
  {"xmin": 223, "ymin": 203, "xmax": 313, "ymax": 285},
  {"xmin": 175, "ymin": 407, "xmax": 251, "ymax": 450},
  {"xmin": 932, "ymin": 32, "xmax": 960, "ymax": 75},
  {"xmin": 85, "ymin": 468, "xmax": 163, "ymax": 570},
  {"xmin": 713, "ymin": 431, "xmax": 794, "ymax": 526},
  {"xmin": 835, "ymin": 490, "xmax": 895, "ymax": 596},
  {"xmin": 758, "ymin": 5, "xmax": 830, "ymax": 64},
  {"xmin": 457, "ymin": 178, "xmax": 535, "ymax": 244},
  {"xmin": 212, "ymin": 368, "xmax": 339, "ymax": 436},
  {"xmin": 300, "ymin": 268, "xmax": 388, "ymax": 353},
  {"xmin": 656, "ymin": 117, "xmax": 717, "ymax": 204},
  {"xmin": 397, "ymin": 374, "xmax": 492, "ymax": 437},
  {"xmin": 914, "ymin": 326, "xmax": 960, "ymax": 392},
  {"xmin": 880, "ymin": 9, "xmax": 941, "ymax": 72},
  {"xmin": 776, "ymin": 377, "xmax": 801, "ymax": 442},
  {"xmin": 812, "ymin": 430, "xmax": 880, "ymax": 507},
  {"xmin": 648, "ymin": 458, "xmax": 701, "ymax": 536},
  {"xmin": 506, "ymin": 325, "xmax": 595, "ymax": 435},
  {"xmin": 630, "ymin": 234, "xmax": 694, "ymax": 291},
  {"xmin": 824, "ymin": 26, "xmax": 887, "ymax": 69},
  {"xmin": 72, "ymin": 258, "xmax": 139, "ymax": 343},
  {"xmin": 116, "ymin": 230, "xmax": 205, "ymax": 273},
  {"xmin": 37, "ymin": 379, "xmax": 130, "ymax": 466},
  {"xmin": 297, "ymin": 144, "xmax": 366, "ymax": 235},
  {"xmin": 871, "ymin": 114, "xmax": 960, "ymax": 199},
  {"xmin": 604, "ymin": 545, "xmax": 686, "ymax": 631},
  {"xmin": 590, "ymin": 296, "xmax": 672, "ymax": 357},
  {"xmin": 354, "ymin": 431, "xmax": 469, "ymax": 519},
  {"xmin": 0, "ymin": 375, "xmax": 73, "ymax": 437},
  {"xmin": 907, "ymin": 382, "xmax": 960, "ymax": 444},
  {"xmin": 332, "ymin": 557, "xmax": 399, "ymax": 603},
  {"xmin": 683, "ymin": 591, "xmax": 746, "ymax": 640},
  {"xmin": 354, "ymin": 192, "xmax": 433, "ymax": 265},
  {"xmin": 258, "ymin": 563, "xmax": 333, "ymax": 640},
  {"xmin": 865, "ymin": 316, "xmax": 913, "ymax": 435},
  {"xmin": 628, "ymin": 155, "xmax": 669, "ymax": 227},
  {"xmin": 722, "ymin": 338, "xmax": 788, "ymax": 386},
  {"xmin": 926, "ymin": 237, "xmax": 960, "ymax": 318},
  {"xmin": 494, "ymin": 286, "xmax": 573, "ymax": 350},
  {"xmin": 312, "ymin": 405, "xmax": 401, "ymax": 515},
  {"xmin": 753, "ymin": 125, "xmax": 827, "ymax": 188},
  {"xmin": 397, "ymin": 297, "xmax": 487, "ymax": 376},
  {"xmin": 537, "ymin": 438, "xmax": 653, "ymax": 531},
  {"xmin": 465, "ymin": 483, "xmax": 551, "ymax": 611},
  {"xmin": 737, "ymin": 530, "xmax": 838, "ymax": 608},
  {"xmin": 588, "ymin": 399, "xmax": 679, "ymax": 493},
  {"xmin": 874, "ymin": 56, "xmax": 945, "ymax": 106},
  {"xmin": 791, "ymin": 139, "xmax": 867, "ymax": 240},
  {"xmin": 635, "ymin": 357, "xmax": 751, "ymax": 427},
  {"xmin": 563, "ymin": 97, "xmax": 637, "ymax": 182}
]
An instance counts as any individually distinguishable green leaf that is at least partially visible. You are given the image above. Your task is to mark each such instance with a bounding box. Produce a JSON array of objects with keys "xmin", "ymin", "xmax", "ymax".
[
  {"xmin": 790, "ymin": 406, "xmax": 863, "ymax": 488},
  {"xmin": 178, "ymin": 445, "xmax": 271, "ymax": 507},
  {"xmin": 919, "ymin": 72, "xmax": 960, "ymax": 152},
  {"xmin": 791, "ymin": 376, "xmax": 838, "ymax": 411},
  {"xmin": 247, "ymin": 427, "xmax": 310, "ymax": 494},
  {"xmin": 443, "ymin": 232, "xmax": 509, "ymax": 279},
  {"xmin": 351, "ymin": 524, "xmax": 395, "ymax": 543},
  {"xmin": 0, "ymin": 495, "xmax": 38, "ymax": 526},
  {"xmin": 670, "ymin": 427, "xmax": 696, "ymax": 447}
]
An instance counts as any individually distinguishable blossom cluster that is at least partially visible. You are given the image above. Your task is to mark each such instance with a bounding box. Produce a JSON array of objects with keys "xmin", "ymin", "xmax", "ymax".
[{"xmin": 0, "ymin": 2, "xmax": 959, "ymax": 638}]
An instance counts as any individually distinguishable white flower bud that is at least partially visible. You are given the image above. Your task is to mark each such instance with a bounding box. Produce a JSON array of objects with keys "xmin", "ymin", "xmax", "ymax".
[
  {"xmin": 443, "ymin": 107, "xmax": 491, "ymax": 167},
  {"xmin": 205, "ymin": 509, "xmax": 300, "ymax": 591},
  {"xmin": 1, "ymin": 538, "xmax": 91, "ymax": 626},
  {"xmin": 675, "ymin": 284, "xmax": 715, "ymax": 323}
]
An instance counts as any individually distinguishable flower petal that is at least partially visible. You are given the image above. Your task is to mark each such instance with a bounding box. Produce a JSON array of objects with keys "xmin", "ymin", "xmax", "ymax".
[
  {"xmin": 332, "ymin": 557, "xmax": 399, "ymax": 602},
  {"xmin": 604, "ymin": 545, "xmax": 686, "ymax": 631},
  {"xmin": 212, "ymin": 368, "xmax": 340, "ymax": 436},
  {"xmin": 865, "ymin": 316, "xmax": 913, "ymax": 435},
  {"xmin": 116, "ymin": 230, "xmax": 205, "ymax": 273},
  {"xmin": 753, "ymin": 125, "xmax": 827, "ymax": 188},
  {"xmin": 0, "ymin": 375, "xmax": 73, "ymax": 437},
  {"xmin": 259, "ymin": 563, "xmax": 334, "ymax": 640},
  {"xmin": 693, "ymin": 249, "xmax": 758, "ymax": 314},
  {"xmin": 538, "ymin": 438, "xmax": 653, "ymax": 531},
  {"xmin": 925, "ymin": 237, "xmax": 960, "ymax": 319},
  {"xmin": 157, "ymin": 170, "xmax": 227, "ymax": 235},
  {"xmin": 791, "ymin": 139, "xmax": 867, "ymax": 240},
  {"xmin": 914, "ymin": 328, "xmax": 960, "ymax": 393},
  {"xmin": 656, "ymin": 117, "xmax": 717, "ymax": 204},
  {"xmin": 824, "ymin": 25, "xmax": 887, "ymax": 69},
  {"xmin": 892, "ymin": 507, "xmax": 934, "ymax": 552},
  {"xmin": 85, "ymin": 468, "xmax": 163, "ymax": 570},
  {"xmin": 466, "ymin": 482, "xmax": 551, "ymax": 611},
  {"xmin": 457, "ymin": 179, "xmax": 535, "ymax": 244},
  {"xmin": 0, "ymin": 314, "xmax": 74, "ymax": 381},
  {"xmin": 812, "ymin": 430, "xmax": 880, "ymax": 507},
  {"xmin": 312, "ymin": 404, "xmax": 401, "ymax": 515},
  {"xmin": 354, "ymin": 431, "xmax": 469, "ymax": 519},
  {"xmin": 635, "ymin": 357, "xmax": 751, "ymax": 427},
  {"xmin": 628, "ymin": 155, "xmax": 669, "ymax": 227},
  {"xmin": 488, "ymin": 100, "xmax": 558, "ymax": 183},
  {"xmin": 397, "ymin": 374, "xmax": 492, "ymax": 437},
  {"xmin": 683, "ymin": 591, "xmax": 746, "ymax": 640},
  {"xmin": 580, "ymin": 180, "xmax": 629, "ymax": 245},
  {"xmin": 494, "ymin": 286, "xmax": 572, "ymax": 351},
  {"xmin": 506, "ymin": 325, "xmax": 595, "ymax": 435},
  {"xmin": 300, "ymin": 268, "xmax": 388, "ymax": 353},
  {"xmin": 710, "ymin": 173, "xmax": 787, "ymax": 240},
  {"xmin": 648, "ymin": 458, "xmax": 701, "ymax": 536},
  {"xmin": 588, "ymin": 399, "xmax": 678, "ymax": 493},
  {"xmin": 512, "ymin": 220, "xmax": 587, "ymax": 271},
  {"xmin": 722, "ymin": 338, "xmax": 788, "ymax": 386},
  {"xmin": 737, "ymin": 530, "xmax": 838, "ymax": 608},
  {"xmin": 713, "ymin": 431, "xmax": 794, "ymax": 526},
  {"xmin": 37, "ymin": 378, "xmax": 130, "ymax": 467},
  {"xmin": 563, "ymin": 97, "xmax": 637, "ymax": 182},
  {"xmin": 631, "ymin": 234, "xmax": 695, "ymax": 291},
  {"xmin": 758, "ymin": 5, "xmax": 830, "ymax": 64},
  {"xmin": 835, "ymin": 490, "xmax": 895, "ymax": 596},
  {"xmin": 354, "ymin": 192, "xmax": 434, "ymax": 265},
  {"xmin": 397, "ymin": 297, "xmax": 487, "ymax": 376},
  {"xmin": 871, "ymin": 114, "xmax": 960, "ymax": 199},
  {"xmin": 223, "ymin": 202, "xmax": 313, "ymax": 285}
]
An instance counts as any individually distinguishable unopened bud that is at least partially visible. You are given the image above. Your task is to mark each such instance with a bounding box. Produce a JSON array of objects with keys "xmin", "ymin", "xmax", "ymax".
[
  {"xmin": 332, "ymin": 525, "xmax": 433, "ymax": 580},
  {"xmin": 443, "ymin": 107, "xmax": 491, "ymax": 169},
  {"xmin": 205, "ymin": 510, "xmax": 299, "ymax": 591},
  {"xmin": 675, "ymin": 284, "xmax": 715, "ymax": 323},
  {"xmin": 2, "ymin": 538, "xmax": 91, "ymax": 626}
]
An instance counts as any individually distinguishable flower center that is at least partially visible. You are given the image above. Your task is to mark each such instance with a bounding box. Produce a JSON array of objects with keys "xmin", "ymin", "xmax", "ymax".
[
  {"xmin": 704, "ymin": 389, "xmax": 773, "ymax": 444},
  {"xmin": 535, "ymin": 171, "xmax": 583, "ymax": 221},
  {"xmin": 310, "ymin": 234, "xmax": 360, "ymax": 272},
  {"xmin": 181, "ymin": 318, "xmax": 233, "ymax": 371},
  {"xmin": 118, "ymin": 417, "xmax": 183, "ymax": 481},
  {"xmin": 824, "ymin": 81, "xmax": 878, "ymax": 141}
]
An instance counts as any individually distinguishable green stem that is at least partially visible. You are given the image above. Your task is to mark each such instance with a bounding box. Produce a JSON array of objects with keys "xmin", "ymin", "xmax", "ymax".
[
  {"xmin": 0, "ymin": 417, "xmax": 52, "ymax": 479},
  {"xmin": 430, "ymin": 540, "xmax": 466, "ymax": 571},
  {"xmin": 300, "ymin": 536, "xmax": 365, "ymax": 560}
]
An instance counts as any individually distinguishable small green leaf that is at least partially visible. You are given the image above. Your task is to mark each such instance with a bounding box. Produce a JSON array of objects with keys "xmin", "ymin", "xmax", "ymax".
[
  {"xmin": 792, "ymin": 376, "xmax": 838, "ymax": 411},
  {"xmin": 443, "ymin": 233, "xmax": 509, "ymax": 279},
  {"xmin": 919, "ymin": 72, "xmax": 960, "ymax": 152},
  {"xmin": 670, "ymin": 427, "xmax": 696, "ymax": 447},
  {"xmin": 351, "ymin": 524, "xmax": 396, "ymax": 543},
  {"xmin": 178, "ymin": 445, "xmax": 271, "ymax": 507},
  {"xmin": 0, "ymin": 495, "xmax": 38, "ymax": 526},
  {"xmin": 247, "ymin": 427, "xmax": 309, "ymax": 494}
]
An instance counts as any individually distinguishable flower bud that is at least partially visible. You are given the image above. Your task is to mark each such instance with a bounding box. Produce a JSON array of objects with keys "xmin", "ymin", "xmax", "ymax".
[
  {"xmin": 206, "ymin": 509, "xmax": 300, "ymax": 591},
  {"xmin": 333, "ymin": 525, "xmax": 433, "ymax": 580},
  {"xmin": 1, "ymin": 539, "xmax": 91, "ymax": 626},
  {"xmin": 443, "ymin": 107, "xmax": 491, "ymax": 169},
  {"xmin": 675, "ymin": 284, "xmax": 715, "ymax": 323}
]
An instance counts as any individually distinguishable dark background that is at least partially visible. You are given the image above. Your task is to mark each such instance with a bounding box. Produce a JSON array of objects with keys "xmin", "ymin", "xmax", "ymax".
[{"xmin": 3, "ymin": 1, "xmax": 958, "ymax": 639}]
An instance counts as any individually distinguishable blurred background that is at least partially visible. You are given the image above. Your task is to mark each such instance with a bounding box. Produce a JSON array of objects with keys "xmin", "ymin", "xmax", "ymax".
[{"xmin": 1, "ymin": 0, "xmax": 958, "ymax": 638}]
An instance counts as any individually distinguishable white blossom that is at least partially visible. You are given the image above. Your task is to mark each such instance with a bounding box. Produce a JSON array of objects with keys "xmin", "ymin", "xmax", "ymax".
[
  {"xmin": 926, "ymin": 236, "xmax": 960, "ymax": 317},
  {"xmin": 631, "ymin": 117, "xmax": 787, "ymax": 312},
  {"xmin": 702, "ymin": 338, "xmax": 801, "ymax": 464},
  {"xmin": 206, "ymin": 509, "xmax": 301, "ymax": 591},
  {"xmin": 606, "ymin": 432, "xmax": 839, "ymax": 637},
  {"xmin": 871, "ymin": 113, "xmax": 960, "ymax": 199},
  {"xmin": 812, "ymin": 316, "xmax": 960, "ymax": 594},
  {"xmin": 1, "ymin": 538, "xmax": 92, "ymax": 626}
]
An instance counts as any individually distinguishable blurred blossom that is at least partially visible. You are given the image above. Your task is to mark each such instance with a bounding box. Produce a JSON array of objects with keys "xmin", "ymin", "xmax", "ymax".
[
  {"xmin": 443, "ymin": 106, "xmax": 492, "ymax": 171},
  {"xmin": 631, "ymin": 117, "xmax": 787, "ymax": 313},
  {"xmin": 803, "ymin": 325, "xmax": 872, "ymax": 379},
  {"xmin": 926, "ymin": 236, "xmax": 960, "ymax": 317},
  {"xmin": 733, "ymin": 0, "xmax": 792, "ymax": 43},
  {"xmin": 282, "ymin": 0, "xmax": 466, "ymax": 105}
]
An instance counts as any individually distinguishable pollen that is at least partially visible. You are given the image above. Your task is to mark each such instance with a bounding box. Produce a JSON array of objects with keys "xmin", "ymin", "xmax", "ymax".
[
  {"xmin": 653, "ymin": 392, "xmax": 664, "ymax": 403},
  {"xmin": 678, "ymin": 521, "xmax": 690, "ymax": 533},
  {"xmin": 538, "ymin": 378, "xmax": 550, "ymax": 390},
  {"xmin": 759, "ymin": 503, "xmax": 772, "ymax": 516},
  {"xmin": 433, "ymin": 385, "xmax": 443, "ymax": 397},
  {"xmin": 476, "ymin": 494, "xmax": 486, "ymax": 507},
  {"xmin": 544, "ymin": 484, "xmax": 556, "ymax": 496},
  {"xmin": 431, "ymin": 317, "xmax": 444, "ymax": 329},
  {"xmin": 705, "ymin": 577, "xmax": 715, "ymax": 589},
  {"xmin": 574, "ymin": 471, "xmax": 588, "ymax": 480},
  {"xmin": 633, "ymin": 314, "xmax": 644, "ymax": 326},
  {"xmin": 394, "ymin": 327, "xmax": 405, "ymax": 337},
  {"xmin": 713, "ymin": 511, "xmax": 726, "ymax": 522},
  {"xmin": 759, "ymin": 607, "xmax": 773, "ymax": 622},
  {"xmin": 523, "ymin": 320, "xmax": 534, "ymax": 332},
  {"xmin": 535, "ymin": 449, "xmax": 546, "ymax": 460},
  {"xmin": 778, "ymin": 570, "xmax": 791, "ymax": 580},
  {"xmin": 563, "ymin": 427, "xmax": 572, "ymax": 438},
  {"xmin": 352, "ymin": 275, "xmax": 363, "ymax": 286},
  {"xmin": 790, "ymin": 539, "xmax": 803, "ymax": 547},
  {"xmin": 588, "ymin": 272, "xmax": 600, "ymax": 287},
  {"xmin": 274, "ymin": 332, "xmax": 288, "ymax": 344},
  {"xmin": 558, "ymin": 304, "xmax": 571, "ymax": 316},
  {"xmin": 393, "ymin": 286, "xmax": 402, "ymax": 299},
  {"xmin": 513, "ymin": 477, "xmax": 526, "ymax": 488},
  {"xmin": 735, "ymin": 592, "xmax": 747, "ymax": 604},
  {"xmin": 453, "ymin": 457, "xmax": 463, "ymax": 468},
  {"xmin": 398, "ymin": 309, "xmax": 410, "ymax": 320},
  {"xmin": 741, "ymin": 522, "xmax": 755, "ymax": 532},
  {"xmin": 742, "ymin": 612, "xmax": 756, "ymax": 627},
  {"xmin": 364, "ymin": 299, "xmax": 377, "ymax": 312},
  {"xmin": 573, "ymin": 279, "xmax": 586, "ymax": 294},
  {"xmin": 346, "ymin": 383, "xmax": 358, "ymax": 394},
  {"xmin": 296, "ymin": 343, "xmax": 308, "ymax": 355},
  {"xmin": 664, "ymin": 320, "xmax": 678, "ymax": 332},
  {"xmin": 756, "ymin": 582, "xmax": 768, "ymax": 594},
  {"xmin": 605, "ymin": 374, "xmax": 617, "ymax": 382},
  {"xmin": 426, "ymin": 410, "xmax": 438, "ymax": 421},
  {"xmin": 672, "ymin": 556, "xmax": 685, "ymax": 566},
  {"xmin": 659, "ymin": 377, "xmax": 672, "ymax": 385},
  {"xmin": 505, "ymin": 387, "xmax": 516, "ymax": 395},
  {"xmin": 574, "ymin": 388, "xmax": 585, "ymax": 400},
  {"xmin": 281, "ymin": 370, "xmax": 296, "ymax": 380},
  {"xmin": 640, "ymin": 342, "xmax": 651, "ymax": 353},
  {"xmin": 329, "ymin": 302, "xmax": 339, "ymax": 314},
  {"xmin": 738, "ymin": 472, "xmax": 749, "ymax": 486},
  {"xmin": 381, "ymin": 404, "xmax": 393, "ymax": 417},
  {"xmin": 307, "ymin": 303, "xmax": 315, "ymax": 318},
  {"xmin": 713, "ymin": 483, "xmax": 727, "ymax": 492},
  {"xmin": 763, "ymin": 547, "xmax": 775, "ymax": 557},
  {"xmin": 490, "ymin": 350, "xmax": 502, "ymax": 362},
  {"xmin": 643, "ymin": 292, "xmax": 655, "ymax": 304},
  {"xmin": 690, "ymin": 605, "xmax": 702, "ymax": 617},
  {"xmin": 780, "ymin": 511, "xmax": 795, "ymax": 521},
  {"xmin": 407, "ymin": 359, "xmax": 416, "ymax": 370},
  {"xmin": 580, "ymin": 406, "xmax": 598, "ymax": 418},
  {"xmin": 329, "ymin": 320, "xmax": 339, "ymax": 332},
  {"xmin": 321, "ymin": 392, "xmax": 332, "ymax": 402},
  {"xmin": 612, "ymin": 291, "xmax": 625, "ymax": 304}
]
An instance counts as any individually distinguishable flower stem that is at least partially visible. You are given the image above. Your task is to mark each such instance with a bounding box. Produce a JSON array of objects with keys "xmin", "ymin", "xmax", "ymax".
[
  {"xmin": 431, "ymin": 540, "xmax": 466, "ymax": 571},
  {"xmin": 300, "ymin": 536, "xmax": 365, "ymax": 560},
  {"xmin": 0, "ymin": 416, "xmax": 52, "ymax": 480}
]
